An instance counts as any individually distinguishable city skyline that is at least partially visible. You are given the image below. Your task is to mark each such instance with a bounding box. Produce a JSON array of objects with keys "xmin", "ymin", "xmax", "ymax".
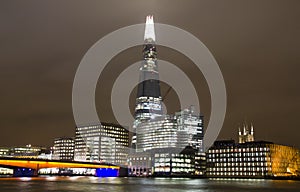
[{"xmin": 1, "ymin": 0, "xmax": 300, "ymax": 149}]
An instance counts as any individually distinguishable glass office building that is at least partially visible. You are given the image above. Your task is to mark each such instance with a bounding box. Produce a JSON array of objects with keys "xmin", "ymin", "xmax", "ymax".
[
  {"xmin": 175, "ymin": 107, "xmax": 204, "ymax": 152},
  {"xmin": 136, "ymin": 115, "xmax": 178, "ymax": 152},
  {"xmin": 136, "ymin": 107, "xmax": 204, "ymax": 153},
  {"xmin": 74, "ymin": 122, "xmax": 129, "ymax": 166},
  {"xmin": 132, "ymin": 103, "xmax": 205, "ymax": 177}
]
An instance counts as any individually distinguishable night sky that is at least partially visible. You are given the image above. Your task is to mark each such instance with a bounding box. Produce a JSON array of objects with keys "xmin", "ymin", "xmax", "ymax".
[{"xmin": 1, "ymin": 0, "xmax": 299, "ymax": 148}]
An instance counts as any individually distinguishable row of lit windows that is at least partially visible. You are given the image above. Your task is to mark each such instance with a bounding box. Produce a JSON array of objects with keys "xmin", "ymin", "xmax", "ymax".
[
  {"xmin": 209, "ymin": 152, "xmax": 267, "ymax": 158},
  {"xmin": 78, "ymin": 125, "xmax": 128, "ymax": 132},
  {"xmin": 54, "ymin": 147, "xmax": 74, "ymax": 150},
  {"xmin": 153, "ymin": 167, "xmax": 195, "ymax": 173},
  {"xmin": 154, "ymin": 162, "xmax": 192, "ymax": 168},
  {"xmin": 55, "ymin": 149, "xmax": 74, "ymax": 153},
  {"xmin": 75, "ymin": 137, "xmax": 128, "ymax": 145},
  {"xmin": 210, "ymin": 162, "xmax": 269, "ymax": 167},
  {"xmin": 77, "ymin": 133, "xmax": 100, "ymax": 137},
  {"xmin": 209, "ymin": 147, "xmax": 269, "ymax": 153},
  {"xmin": 129, "ymin": 167, "xmax": 150, "ymax": 173},
  {"xmin": 75, "ymin": 143, "xmax": 127, "ymax": 150},
  {"xmin": 172, "ymin": 168, "xmax": 195, "ymax": 173},
  {"xmin": 207, "ymin": 172, "xmax": 267, "ymax": 176},
  {"xmin": 12, "ymin": 148, "xmax": 41, "ymax": 152},
  {"xmin": 209, "ymin": 157, "xmax": 268, "ymax": 162},
  {"xmin": 102, "ymin": 133, "xmax": 128, "ymax": 137},
  {"xmin": 100, "ymin": 130, "xmax": 128, "ymax": 135},
  {"xmin": 153, "ymin": 153, "xmax": 191, "ymax": 158},
  {"xmin": 54, "ymin": 143, "xmax": 74, "ymax": 147},
  {"xmin": 55, "ymin": 141, "xmax": 73, "ymax": 144},
  {"xmin": 55, "ymin": 154, "xmax": 73, "ymax": 157},
  {"xmin": 207, "ymin": 157, "xmax": 270, "ymax": 163},
  {"xmin": 129, "ymin": 157, "xmax": 151, "ymax": 161},
  {"xmin": 172, "ymin": 163, "xmax": 192, "ymax": 167},
  {"xmin": 102, "ymin": 126, "xmax": 128, "ymax": 131},
  {"xmin": 153, "ymin": 157, "xmax": 192, "ymax": 164},
  {"xmin": 208, "ymin": 167, "xmax": 270, "ymax": 172}
]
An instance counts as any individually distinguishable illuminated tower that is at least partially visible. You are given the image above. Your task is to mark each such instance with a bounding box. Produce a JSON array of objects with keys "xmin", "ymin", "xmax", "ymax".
[
  {"xmin": 238, "ymin": 123, "xmax": 255, "ymax": 143},
  {"xmin": 134, "ymin": 15, "xmax": 162, "ymax": 126},
  {"xmin": 248, "ymin": 124, "xmax": 254, "ymax": 142}
]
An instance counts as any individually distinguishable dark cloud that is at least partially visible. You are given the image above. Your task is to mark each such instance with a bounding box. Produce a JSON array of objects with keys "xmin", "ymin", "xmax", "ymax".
[{"xmin": 0, "ymin": 0, "xmax": 299, "ymax": 148}]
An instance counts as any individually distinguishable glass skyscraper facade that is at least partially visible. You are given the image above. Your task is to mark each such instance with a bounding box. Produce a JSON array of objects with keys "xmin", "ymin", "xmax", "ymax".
[
  {"xmin": 134, "ymin": 15, "xmax": 163, "ymax": 126},
  {"xmin": 136, "ymin": 115, "xmax": 178, "ymax": 152},
  {"xmin": 175, "ymin": 107, "xmax": 204, "ymax": 152},
  {"xmin": 129, "ymin": 16, "xmax": 205, "ymax": 177},
  {"xmin": 134, "ymin": 16, "xmax": 204, "ymax": 153},
  {"xmin": 136, "ymin": 107, "xmax": 204, "ymax": 153}
]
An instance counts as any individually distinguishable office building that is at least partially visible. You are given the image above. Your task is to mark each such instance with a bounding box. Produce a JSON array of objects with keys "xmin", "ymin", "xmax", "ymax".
[
  {"xmin": 206, "ymin": 127, "xmax": 300, "ymax": 178},
  {"xmin": 136, "ymin": 106, "xmax": 204, "ymax": 153},
  {"xmin": 74, "ymin": 122, "xmax": 129, "ymax": 166},
  {"xmin": 53, "ymin": 137, "xmax": 74, "ymax": 161},
  {"xmin": 128, "ymin": 146, "xmax": 206, "ymax": 177},
  {"xmin": 136, "ymin": 115, "xmax": 178, "ymax": 152},
  {"xmin": 175, "ymin": 106, "xmax": 204, "ymax": 152},
  {"xmin": 128, "ymin": 152, "xmax": 152, "ymax": 176},
  {"xmin": 131, "ymin": 106, "xmax": 204, "ymax": 176},
  {"xmin": 9, "ymin": 144, "xmax": 48, "ymax": 158},
  {"xmin": 0, "ymin": 147, "xmax": 9, "ymax": 157},
  {"xmin": 0, "ymin": 145, "xmax": 51, "ymax": 159}
]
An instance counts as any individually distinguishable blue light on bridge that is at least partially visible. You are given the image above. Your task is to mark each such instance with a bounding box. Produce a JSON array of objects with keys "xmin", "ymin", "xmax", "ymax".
[
  {"xmin": 95, "ymin": 168, "xmax": 119, "ymax": 177},
  {"xmin": 13, "ymin": 168, "xmax": 36, "ymax": 177}
]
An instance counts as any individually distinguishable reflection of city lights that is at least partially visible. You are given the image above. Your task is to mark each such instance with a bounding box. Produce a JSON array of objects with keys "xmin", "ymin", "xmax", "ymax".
[
  {"xmin": 88, "ymin": 176, "xmax": 98, "ymax": 181},
  {"xmin": 69, "ymin": 176, "xmax": 81, "ymax": 180},
  {"xmin": 19, "ymin": 177, "xmax": 32, "ymax": 181},
  {"xmin": 46, "ymin": 176, "xmax": 57, "ymax": 181}
]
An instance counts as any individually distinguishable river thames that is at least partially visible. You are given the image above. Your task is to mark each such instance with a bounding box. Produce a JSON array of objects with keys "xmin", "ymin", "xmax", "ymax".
[{"xmin": 0, "ymin": 177, "xmax": 299, "ymax": 192}]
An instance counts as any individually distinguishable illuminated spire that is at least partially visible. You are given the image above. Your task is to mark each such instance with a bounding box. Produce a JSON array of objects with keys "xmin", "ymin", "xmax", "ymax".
[
  {"xmin": 250, "ymin": 123, "xmax": 254, "ymax": 135},
  {"xmin": 144, "ymin": 15, "xmax": 156, "ymax": 42},
  {"xmin": 243, "ymin": 125, "xmax": 247, "ymax": 135}
]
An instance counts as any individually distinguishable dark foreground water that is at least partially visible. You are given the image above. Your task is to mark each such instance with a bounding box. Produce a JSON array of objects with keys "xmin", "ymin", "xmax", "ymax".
[{"xmin": 0, "ymin": 176, "xmax": 299, "ymax": 192}]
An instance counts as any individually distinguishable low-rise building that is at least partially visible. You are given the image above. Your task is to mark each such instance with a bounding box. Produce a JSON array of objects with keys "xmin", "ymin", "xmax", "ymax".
[
  {"xmin": 0, "ymin": 147, "xmax": 10, "ymax": 157},
  {"xmin": 206, "ymin": 140, "xmax": 300, "ymax": 179},
  {"xmin": 128, "ymin": 146, "xmax": 206, "ymax": 177},
  {"xmin": 53, "ymin": 138, "xmax": 74, "ymax": 161}
]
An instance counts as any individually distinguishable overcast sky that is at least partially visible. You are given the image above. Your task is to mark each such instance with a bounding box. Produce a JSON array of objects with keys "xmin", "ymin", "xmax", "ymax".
[{"xmin": 1, "ymin": 0, "xmax": 299, "ymax": 148}]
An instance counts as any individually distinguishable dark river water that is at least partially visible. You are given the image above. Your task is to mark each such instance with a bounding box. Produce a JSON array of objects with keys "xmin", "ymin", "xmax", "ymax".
[{"xmin": 0, "ymin": 176, "xmax": 299, "ymax": 192}]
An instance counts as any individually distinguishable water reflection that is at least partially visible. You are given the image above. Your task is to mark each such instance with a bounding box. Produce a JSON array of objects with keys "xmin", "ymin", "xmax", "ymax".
[{"xmin": 0, "ymin": 177, "xmax": 299, "ymax": 192}]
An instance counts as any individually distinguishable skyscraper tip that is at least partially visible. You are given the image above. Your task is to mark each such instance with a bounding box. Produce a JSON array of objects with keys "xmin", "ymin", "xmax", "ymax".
[
  {"xmin": 144, "ymin": 15, "xmax": 156, "ymax": 41},
  {"xmin": 146, "ymin": 15, "xmax": 154, "ymax": 25}
]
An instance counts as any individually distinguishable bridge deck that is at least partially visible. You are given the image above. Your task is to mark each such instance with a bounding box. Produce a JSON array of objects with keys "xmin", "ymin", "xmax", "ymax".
[{"xmin": 0, "ymin": 157, "xmax": 119, "ymax": 170}]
